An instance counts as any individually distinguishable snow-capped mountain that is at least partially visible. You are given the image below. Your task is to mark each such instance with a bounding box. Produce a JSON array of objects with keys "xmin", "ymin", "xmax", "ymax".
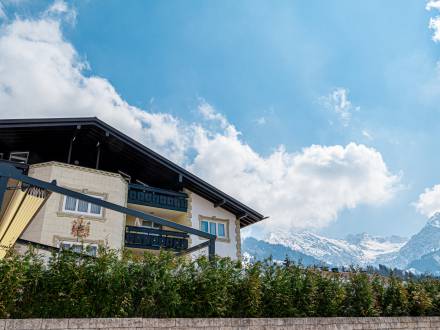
[
  {"xmin": 242, "ymin": 213, "xmax": 440, "ymax": 274},
  {"xmin": 242, "ymin": 236, "xmax": 324, "ymax": 266},
  {"xmin": 387, "ymin": 213, "xmax": 440, "ymax": 270},
  {"xmin": 260, "ymin": 231, "xmax": 407, "ymax": 267}
]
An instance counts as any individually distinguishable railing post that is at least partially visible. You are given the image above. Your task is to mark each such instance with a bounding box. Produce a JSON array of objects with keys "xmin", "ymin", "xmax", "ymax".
[
  {"xmin": 208, "ymin": 237, "xmax": 215, "ymax": 261},
  {"xmin": 0, "ymin": 175, "xmax": 7, "ymax": 209}
]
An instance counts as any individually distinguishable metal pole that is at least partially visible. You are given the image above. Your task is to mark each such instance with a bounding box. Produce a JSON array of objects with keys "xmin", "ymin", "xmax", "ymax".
[
  {"xmin": 0, "ymin": 176, "xmax": 7, "ymax": 209},
  {"xmin": 67, "ymin": 136, "xmax": 74, "ymax": 164},
  {"xmin": 95, "ymin": 142, "xmax": 101, "ymax": 170},
  {"xmin": 208, "ymin": 237, "xmax": 215, "ymax": 261}
]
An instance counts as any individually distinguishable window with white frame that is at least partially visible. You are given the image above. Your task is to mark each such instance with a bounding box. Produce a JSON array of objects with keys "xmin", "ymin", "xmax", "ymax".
[
  {"xmin": 142, "ymin": 219, "xmax": 161, "ymax": 229},
  {"xmin": 62, "ymin": 194, "xmax": 104, "ymax": 217},
  {"xmin": 59, "ymin": 241, "xmax": 98, "ymax": 256},
  {"xmin": 200, "ymin": 218, "xmax": 228, "ymax": 239}
]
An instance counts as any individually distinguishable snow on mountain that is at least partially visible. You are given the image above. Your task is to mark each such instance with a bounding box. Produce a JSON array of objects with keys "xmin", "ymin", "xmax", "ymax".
[
  {"xmin": 255, "ymin": 231, "xmax": 407, "ymax": 267},
  {"xmin": 387, "ymin": 213, "xmax": 440, "ymax": 269},
  {"xmin": 243, "ymin": 213, "xmax": 440, "ymax": 273},
  {"xmin": 242, "ymin": 237, "xmax": 324, "ymax": 266},
  {"xmin": 345, "ymin": 233, "xmax": 407, "ymax": 261},
  {"xmin": 265, "ymin": 231, "xmax": 363, "ymax": 266}
]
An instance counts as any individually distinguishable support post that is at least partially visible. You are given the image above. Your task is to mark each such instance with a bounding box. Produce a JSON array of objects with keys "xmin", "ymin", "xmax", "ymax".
[
  {"xmin": 0, "ymin": 176, "xmax": 7, "ymax": 209},
  {"xmin": 208, "ymin": 237, "xmax": 215, "ymax": 261},
  {"xmin": 95, "ymin": 142, "xmax": 101, "ymax": 170},
  {"xmin": 67, "ymin": 136, "xmax": 76, "ymax": 164}
]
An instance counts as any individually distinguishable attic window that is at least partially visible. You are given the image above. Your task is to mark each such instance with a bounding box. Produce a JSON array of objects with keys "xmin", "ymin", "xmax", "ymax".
[{"xmin": 9, "ymin": 151, "xmax": 29, "ymax": 164}]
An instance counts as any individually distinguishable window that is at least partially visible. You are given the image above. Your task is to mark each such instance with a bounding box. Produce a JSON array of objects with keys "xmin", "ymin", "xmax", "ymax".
[
  {"xmin": 9, "ymin": 151, "xmax": 29, "ymax": 164},
  {"xmin": 200, "ymin": 219, "xmax": 228, "ymax": 239},
  {"xmin": 63, "ymin": 194, "xmax": 103, "ymax": 217},
  {"xmin": 142, "ymin": 220, "xmax": 161, "ymax": 229},
  {"xmin": 60, "ymin": 241, "xmax": 98, "ymax": 256}
]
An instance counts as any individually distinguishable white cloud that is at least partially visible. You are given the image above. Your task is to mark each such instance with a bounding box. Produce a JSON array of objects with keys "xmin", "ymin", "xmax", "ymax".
[
  {"xmin": 427, "ymin": 0, "xmax": 440, "ymax": 11},
  {"xmin": 44, "ymin": 0, "xmax": 76, "ymax": 25},
  {"xmin": 255, "ymin": 117, "xmax": 266, "ymax": 125},
  {"xmin": 321, "ymin": 88, "xmax": 359, "ymax": 127},
  {"xmin": 362, "ymin": 129, "xmax": 373, "ymax": 140},
  {"xmin": 427, "ymin": 1, "xmax": 440, "ymax": 42},
  {"xmin": 414, "ymin": 184, "xmax": 440, "ymax": 217},
  {"xmin": 0, "ymin": 10, "xmax": 189, "ymax": 164},
  {"xmin": 190, "ymin": 129, "xmax": 400, "ymax": 229},
  {"xmin": 429, "ymin": 17, "xmax": 440, "ymax": 42},
  {"xmin": 0, "ymin": 4, "xmax": 401, "ymax": 230}
]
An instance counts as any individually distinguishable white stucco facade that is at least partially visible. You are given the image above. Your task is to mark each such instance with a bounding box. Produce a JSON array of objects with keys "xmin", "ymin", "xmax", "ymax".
[
  {"xmin": 188, "ymin": 191, "xmax": 241, "ymax": 260},
  {"xmin": 22, "ymin": 162, "xmax": 128, "ymax": 251}
]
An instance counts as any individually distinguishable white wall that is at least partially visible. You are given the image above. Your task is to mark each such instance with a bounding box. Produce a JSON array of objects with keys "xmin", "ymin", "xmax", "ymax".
[{"xmin": 188, "ymin": 191, "xmax": 240, "ymax": 260}]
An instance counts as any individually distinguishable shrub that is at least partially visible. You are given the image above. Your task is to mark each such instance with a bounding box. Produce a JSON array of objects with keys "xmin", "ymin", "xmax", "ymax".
[{"xmin": 1, "ymin": 248, "xmax": 440, "ymax": 318}]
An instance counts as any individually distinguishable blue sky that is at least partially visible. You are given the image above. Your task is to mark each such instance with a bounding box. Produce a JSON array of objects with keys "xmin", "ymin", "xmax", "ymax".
[{"xmin": 2, "ymin": 0, "xmax": 440, "ymax": 239}]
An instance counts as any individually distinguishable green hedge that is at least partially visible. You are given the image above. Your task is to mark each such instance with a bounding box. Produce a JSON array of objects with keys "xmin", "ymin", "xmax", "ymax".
[{"xmin": 1, "ymin": 248, "xmax": 439, "ymax": 318}]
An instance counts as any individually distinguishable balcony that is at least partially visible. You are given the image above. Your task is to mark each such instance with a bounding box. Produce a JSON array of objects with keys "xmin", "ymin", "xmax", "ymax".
[
  {"xmin": 124, "ymin": 225, "xmax": 189, "ymax": 251},
  {"xmin": 127, "ymin": 183, "xmax": 188, "ymax": 212}
]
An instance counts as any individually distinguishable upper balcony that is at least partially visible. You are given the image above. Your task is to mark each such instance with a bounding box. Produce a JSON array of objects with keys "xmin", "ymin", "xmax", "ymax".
[{"xmin": 127, "ymin": 183, "xmax": 188, "ymax": 213}]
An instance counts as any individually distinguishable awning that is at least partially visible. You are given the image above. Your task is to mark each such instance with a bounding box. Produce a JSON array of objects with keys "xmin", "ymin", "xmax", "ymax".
[{"xmin": 0, "ymin": 181, "xmax": 50, "ymax": 258}]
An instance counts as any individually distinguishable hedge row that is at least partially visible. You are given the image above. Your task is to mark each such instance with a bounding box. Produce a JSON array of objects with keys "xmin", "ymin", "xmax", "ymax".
[{"xmin": 1, "ymin": 248, "xmax": 440, "ymax": 318}]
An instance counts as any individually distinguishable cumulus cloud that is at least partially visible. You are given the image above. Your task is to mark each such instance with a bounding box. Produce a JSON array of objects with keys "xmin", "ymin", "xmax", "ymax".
[
  {"xmin": 189, "ymin": 131, "xmax": 400, "ymax": 229},
  {"xmin": 45, "ymin": 0, "xmax": 76, "ymax": 25},
  {"xmin": 0, "ymin": 8, "xmax": 189, "ymax": 163},
  {"xmin": 427, "ymin": 0, "xmax": 440, "ymax": 11},
  {"xmin": 414, "ymin": 184, "xmax": 440, "ymax": 217},
  {"xmin": 321, "ymin": 88, "xmax": 359, "ymax": 127},
  {"xmin": 427, "ymin": 1, "xmax": 440, "ymax": 42},
  {"xmin": 0, "ymin": 3, "xmax": 401, "ymax": 230}
]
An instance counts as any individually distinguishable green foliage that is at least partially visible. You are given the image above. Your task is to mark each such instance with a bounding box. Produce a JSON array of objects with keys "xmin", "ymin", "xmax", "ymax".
[
  {"xmin": 344, "ymin": 271, "xmax": 376, "ymax": 316},
  {"xmin": 2, "ymin": 249, "xmax": 440, "ymax": 318},
  {"xmin": 383, "ymin": 275, "xmax": 408, "ymax": 316}
]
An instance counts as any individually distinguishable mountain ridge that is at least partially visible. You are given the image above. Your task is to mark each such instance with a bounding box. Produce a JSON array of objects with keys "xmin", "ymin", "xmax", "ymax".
[{"xmin": 242, "ymin": 213, "xmax": 440, "ymax": 274}]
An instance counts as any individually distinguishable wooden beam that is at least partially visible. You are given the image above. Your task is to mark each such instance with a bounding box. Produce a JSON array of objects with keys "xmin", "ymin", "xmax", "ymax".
[{"xmin": 214, "ymin": 199, "xmax": 226, "ymax": 208}]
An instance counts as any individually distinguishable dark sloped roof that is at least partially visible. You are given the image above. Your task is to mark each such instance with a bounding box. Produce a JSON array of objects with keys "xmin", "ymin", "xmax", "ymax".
[{"xmin": 0, "ymin": 117, "xmax": 265, "ymax": 227}]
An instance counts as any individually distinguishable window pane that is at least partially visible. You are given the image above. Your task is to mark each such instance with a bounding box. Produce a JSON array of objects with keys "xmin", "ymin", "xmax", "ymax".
[
  {"xmin": 90, "ymin": 203, "xmax": 101, "ymax": 215},
  {"xmin": 77, "ymin": 199, "xmax": 88, "ymax": 212},
  {"xmin": 209, "ymin": 222, "xmax": 216, "ymax": 235},
  {"xmin": 60, "ymin": 243, "xmax": 71, "ymax": 250},
  {"xmin": 142, "ymin": 220, "xmax": 152, "ymax": 228},
  {"xmin": 72, "ymin": 244, "xmax": 82, "ymax": 253},
  {"xmin": 87, "ymin": 246, "xmax": 97, "ymax": 257},
  {"xmin": 64, "ymin": 196, "xmax": 77, "ymax": 211},
  {"xmin": 201, "ymin": 221, "xmax": 209, "ymax": 233},
  {"xmin": 218, "ymin": 223, "xmax": 225, "ymax": 237}
]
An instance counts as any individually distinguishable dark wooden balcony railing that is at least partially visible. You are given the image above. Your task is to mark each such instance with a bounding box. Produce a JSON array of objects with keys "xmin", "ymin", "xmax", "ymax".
[
  {"xmin": 0, "ymin": 159, "xmax": 28, "ymax": 173},
  {"xmin": 127, "ymin": 183, "xmax": 188, "ymax": 212},
  {"xmin": 124, "ymin": 225, "xmax": 189, "ymax": 251}
]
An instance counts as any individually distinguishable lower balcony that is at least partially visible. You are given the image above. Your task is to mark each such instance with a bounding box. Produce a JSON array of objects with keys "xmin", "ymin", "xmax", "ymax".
[{"xmin": 124, "ymin": 225, "xmax": 189, "ymax": 251}]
